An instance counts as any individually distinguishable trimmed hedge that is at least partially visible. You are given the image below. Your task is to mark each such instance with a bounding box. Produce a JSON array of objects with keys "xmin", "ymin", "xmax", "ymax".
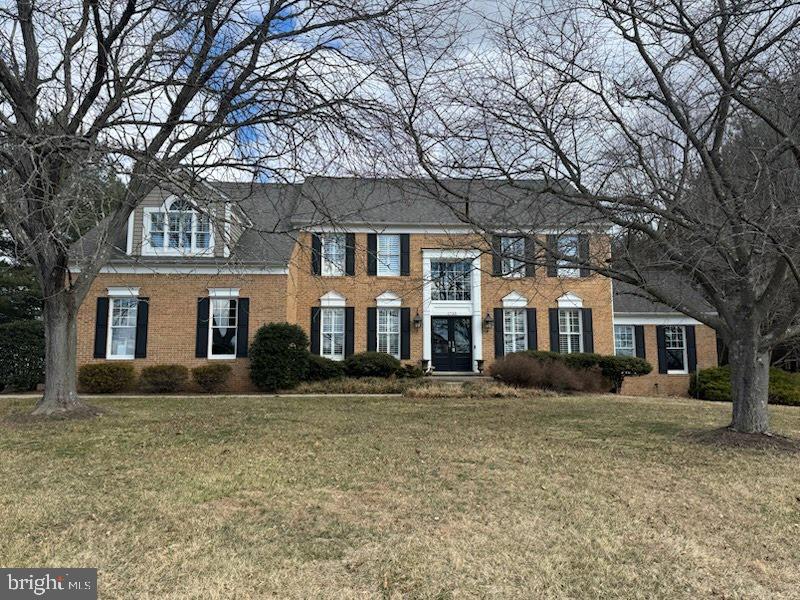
[
  {"xmin": 344, "ymin": 352, "xmax": 402, "ymax": 378},
  {"xmin": 78, "ymin": 363, "xmax": 136, "ymax": 394},
  {"xmin": 690, "ymin": 366, "xmax": 800, "ymax": 407},
  {"xmin": 192, "ymin": 364, "xmax": 232, "ymax": 393},
  {"xmin": 140, "ymin": 364, "xmax": 189, "ymax": 393},
  {"xmin": 307, "ymin": 354, "xmax": 345, "ymax": 381},
  {"xmin": 516, "ymin": 351, "xmax": 652, "ymax": 392},
  {"xmin": 0, "ymin": 320, "xmax": 45, "ymax": 391},
  {"xmin": 490, "ymin": 352, "xmax": 609, "ymax": 392},
  {"xmin": 249, "ymin": 323, "xmax": 310, "ymax": 391}
]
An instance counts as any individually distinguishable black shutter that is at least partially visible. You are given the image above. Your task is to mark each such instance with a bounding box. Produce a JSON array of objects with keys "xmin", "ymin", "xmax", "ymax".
[
  {"xmin": 367, "ymin": 234, "xmax": 377, "ymax": 276},
  {"xmin": 400, "ymin": 234, "xmax": 410, "ymax": 276},
  {"xmin": 367, "ymin": 307, "xmax": 377, "ymax": 351},
  {"xmin": 236, "ymin": 298, "xmax": 250, "ymax": 357},
  {"xmin": 345, "ymin": 233, "xmax": 356, "ymax": 276},
  {"xmin": 494, "ymin": 308, "xmax": 504, "ymax": 358},
  {"xmin": 686, "ymin": 325, "xmax": 697, "ymax": 373},
  {"xmin": 581, "ymin": 308, "xmax": 594, "ymax": 353},
  {"xmin": 93, "ymin": 297, "xmax": 109, "ymax": 358},
  {"xmin": 134, "ymin": 298, "xmax": 149, "ymax": 358},
  {"xmin": 311, "ymin": 234, "xmax": 322, "ymax": 275},
  {"xmin": 195, "ymin": 297, "xmax": 210, "ymax": 358},
  {"xmin": 546, "ymin": 235, "xmax": 557, "ymax": 277},
  {"xmin": 310, "ymin": 307, "xmax": 321, "ymax": 355},
  {"xmin": 656, "ymin": 325, "xmax": 667, "ymax": 373},
  {"xmin": 400, "ymin": 307, "xmax": 411, "ymax": 359},
  {"xmin": 491, "ymin": 235, "xmax": 502, "ymax": 276},
  {"xmin": 634, "ymin": 325, "xmax": 646, "ymax": 359},
  {"xmin": 549, "ymin": 308, "xmax": 559, "ymax": 351},
  {"xmin": 579, "ymin": 235, "xmax": 590, "ymax": 277},
  {"xmin": 525, "ymin": 236, "xmax": 536, "ymax": 277},
  {"xmin": 344, "ymin": 307, "xmax": 355, "ymax": 357},
  {"xmin": 526, "ymin": 308, "xmax": 537, "ymax": 350}
]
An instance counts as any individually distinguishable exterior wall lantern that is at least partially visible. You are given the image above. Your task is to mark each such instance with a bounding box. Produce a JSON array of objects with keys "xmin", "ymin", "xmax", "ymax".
[
  {"xmin": 483, "ymin": 311, "xmax": 494, "ymax": 331},
  {"xmin": 413, "ymin": 311, "xmax": 422, "ymax": 329}
]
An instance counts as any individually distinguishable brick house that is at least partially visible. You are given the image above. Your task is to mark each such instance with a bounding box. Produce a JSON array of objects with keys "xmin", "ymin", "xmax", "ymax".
[{"xmin": 74, "ymin": 178, "xmax": 718, "ymax": 394}]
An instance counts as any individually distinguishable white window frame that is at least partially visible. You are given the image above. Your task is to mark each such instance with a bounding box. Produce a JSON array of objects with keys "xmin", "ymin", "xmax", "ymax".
[
  {"xmin": 321, "ymin": 233, "xmax": 346, "ymax": 276},
  {"xmin": 430, "ymin": 260, "xmax": 472, "ymax": 301},
  {"xmin": 208, "ymin": 297, "xmax": 238, "ymax": 360},
  {"xmin": 320, "ymin": 307, "xmax": 346, "ymax": 360},
  {"xmin": 376, "ymin": 234, "xmax": 401, "ymax": 277},
  {"xmin": 142, "ymin": 198, "xmax": 214, "ymax": 256},
  {"xmin": 501, "ymin": 236, "xmax": 525, "ymax": 277},
  {"xmin": 377, "ymin": 307, "xmax": 401, "ymax": 359},
  {"xmin": 106, "ymin": 296, "xmax": 138, "ymax": 360},
  {"xmin": 557, "ymin": 234, "xmax": 580, "ymax": 278},
  {"xmin": 503, "ymin": 308, "xmax": 527, "ymax": 354},
  {"xmin": 558, "ymin": 308, "xmax": 583, "ymax": 354},
  {"xmin": 614, "ymin": 324, "xmax": 636, "ymax": 357},
  {"xmin": 664, "ymin": 325, "xmax": 688, "ymax": 374}
]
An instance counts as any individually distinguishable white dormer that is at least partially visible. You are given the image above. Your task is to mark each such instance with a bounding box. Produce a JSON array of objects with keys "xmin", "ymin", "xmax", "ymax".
[
  {"xmin": 501, "ymin": 291, "xmax": 528, "ymax": 308},
  {"xmin": 557, "ymin": 292, "xmax": 583, "ymax": 308},
  {"xmin": 142, "ymin": 196, "xmax": 215, "ymax": 257},
  {"xmin": 376, "ymin": 291, "xmax": 402, "ymax": 307},
  {"xmin": 320, "ymin": 291, "xmax": 346, "ymax": 307}
]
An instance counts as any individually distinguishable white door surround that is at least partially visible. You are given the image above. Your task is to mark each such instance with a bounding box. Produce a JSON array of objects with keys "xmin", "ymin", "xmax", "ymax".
[{"xmin": 422, "ymin": 249, "xmax": 482, "ymax": 372}]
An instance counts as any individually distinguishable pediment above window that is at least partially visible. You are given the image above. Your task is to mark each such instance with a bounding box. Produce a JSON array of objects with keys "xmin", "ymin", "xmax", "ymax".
[
  {"xmin": 501, "ymin": 291, "xmax": 528, "ymax": 308},
  {"xmin": 557, "ymin": 292, "xmax": 583, "ymax": 308},
  {"xmin": 320, "ymin": 291, "xmax": 346, "ymax": 307},
  {"xmin": 376, "ymin": 291, "xmax": 401, "ymax": 307}
]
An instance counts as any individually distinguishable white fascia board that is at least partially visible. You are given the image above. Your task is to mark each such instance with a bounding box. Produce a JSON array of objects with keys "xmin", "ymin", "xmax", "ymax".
[
  {"xmin": 613, "ymin": 313, "xmax": 702, "ymax": 325},
  {"xmin": 73, "ymin": 264, "xmax": 288, "ymax": 275}
]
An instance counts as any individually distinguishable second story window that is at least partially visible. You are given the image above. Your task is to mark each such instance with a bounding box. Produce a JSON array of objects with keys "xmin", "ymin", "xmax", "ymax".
[
  {"xmin": 431, "ymin": 260, "xmax": 471, "ymax": 301},
  {"xmin": 321, "ymin": 234, "xmax": 346, "ymax": 276},
  {"xmin": 145, "ymin": 199, "xmax": 212, "ymax": 254},
  {"xmin": 557, "ymin": 235, "xmax": 580, "ymax": 278},
  {"xmin": 501, "ymin": 237, "xmax": 525, "ymax": 277},
  {"xmin": 377, "ymin": 234, "xmax": 401, "ymax": 276}
]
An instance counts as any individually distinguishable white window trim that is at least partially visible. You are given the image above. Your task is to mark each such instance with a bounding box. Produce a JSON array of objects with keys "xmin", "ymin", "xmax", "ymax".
[
  {"xmin": 614, "ymin": 324, "xmax": 636, "ymax": 357},
  {"xmin": 503, "ymin": 308, "xmax": 528, "ymax": 354},
  {"xmin": 376, "ymin": 291, "xmax": 402, "ymax": 307},
  {"xmin": 320, "ymin": 307, "xmax": 346, "ymax": 361},
  {"xmin": 556, "ymin": 234, "xmax": 581, "ymax": 278},
  {"xmin": 208, "ymin": 297, "xmax": 238, "ymax": 360},
  {"xmin": 320, "ymin": 291, "xmax": 346, "ymax": 307},
  {"xmin": 558, "ymin": 308, "xmax": 583, "ymax": 354},
  {"xmin": 557, "ymin": 292, "xmax": 583, "ymax": 308},
  {"xmin": 376, "ymin": 307, "xmax": 401, "ymax": 359},
  {"xmin": 107, "ymin": 286, "xmax": 140, "ymax": 297},
  {"xmin": 208, "ymin": 288, "xmax": 240, "ymax": 298},
  {"xmin": 501, "ymin": 291, "xmax": 528, "ymax": 308},
  {"xmin": 376, "ymin": 234, "xmax": 401, "ymax": 277},
  {"xmin": 665, "ymin": 325, "xmax": 689, "ymax": 375},
  {"xmin": 141, "ymin": 199, "xmax": 215, "ymax": 257},
  {"xmin": 320, "ymin": 233, "xmax": 346, "ymax": 277},
  {"xmin": 500, "ymin": 236, "xmax": 525, "ymax": 278},
  {"xmin": 106, "ymin": 296, "xmax": 138, "ymax": 360}
]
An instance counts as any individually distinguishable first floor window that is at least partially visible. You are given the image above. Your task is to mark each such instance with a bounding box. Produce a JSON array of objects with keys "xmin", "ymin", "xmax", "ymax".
[
  {"xmin": 503, "ymin": 309, "xmax": 527, "ymax": 354},
  {"xmin": 108, "ymin": 297, "xmax": 138, "ymax": 358},
  {"xmin": 614, "ymin": 325, "xmax": 635, "ymax": 357},
  {"xmin": 321, "ymin": 307, "xmax": 345, "ymax": 360},
  {"xmin": 664, "ymin": 325, "xmax": 687, "ymax": 373},
  {"xmin": 321, "ymin": 234, "xmax": 346, "ymax": 276},
  {"xmin": 210, "ymin": 298, "xmax": 237, "ymax": 357},
  {"xmin": 558, "ymin": 308, "xmax": 582, "ymax": 354},
  {"xmin": 377, "ymin": 308, "xmax": 401, "ymax": 358},
  {"xmin": 501, "ymin": 236, "xmax": 525, "ymax": 276}
]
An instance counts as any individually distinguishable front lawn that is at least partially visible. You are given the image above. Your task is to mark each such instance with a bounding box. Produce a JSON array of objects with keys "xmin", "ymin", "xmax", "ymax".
[{"xmin": 1, "ymin": 395, "xmax": 798, "ymax": 598}]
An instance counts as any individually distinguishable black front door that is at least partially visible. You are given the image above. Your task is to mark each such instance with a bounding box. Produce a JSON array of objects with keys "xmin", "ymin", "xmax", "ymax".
[{"xmin": 431, "ymin": 317, "xmax": 472, "ymax": 372}]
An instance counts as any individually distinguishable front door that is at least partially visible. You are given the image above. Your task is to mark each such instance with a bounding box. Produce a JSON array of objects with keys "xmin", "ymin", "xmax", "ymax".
[{"xmin": 431, "ymin": 317, "xmax": 473, "ymax": 372}]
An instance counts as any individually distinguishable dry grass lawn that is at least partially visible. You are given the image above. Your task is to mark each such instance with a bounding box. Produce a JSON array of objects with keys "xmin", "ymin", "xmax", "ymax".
[{"xmin": 1, "ymin": 393, "xmax": 799, "ymax": 599}]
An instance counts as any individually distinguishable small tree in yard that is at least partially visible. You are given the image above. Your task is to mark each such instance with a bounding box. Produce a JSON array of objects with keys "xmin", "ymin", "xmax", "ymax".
[
  {"xmin": 249, "ymin": 323, "xmax": 310, "ymax": 392},
  {"xmin": 391, "ymin": 0, "xmax": 800, "ymax": 434},
  {"xmin": 0, "ymin": 0, "xmax": 441, "ymax": 415}
]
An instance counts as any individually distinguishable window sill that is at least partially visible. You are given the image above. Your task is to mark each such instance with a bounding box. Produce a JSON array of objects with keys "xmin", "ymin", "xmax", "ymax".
[
  {"xmin": 105, "ymin": 355, "xmax": 135, "ymax": 360},
  {"xmin": 208, "ymin": 355, "xmax": 238, "ymax": 361},
  {"xmin": 666, "ymin": 370, "xmax": 689, "ymax": 375},
  {"xmin": 321, "ymin": 355, "xmax": 345, "ymax": 362}
]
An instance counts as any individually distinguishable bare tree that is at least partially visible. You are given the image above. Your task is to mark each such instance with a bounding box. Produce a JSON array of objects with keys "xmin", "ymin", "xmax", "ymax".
[
  {"xmin": 385, "ymin": 0, "xmax": 800, "ymax": 433},
  {"xmin": 0, "ymin": 0, "xmax": 438, "ymax": 415}
]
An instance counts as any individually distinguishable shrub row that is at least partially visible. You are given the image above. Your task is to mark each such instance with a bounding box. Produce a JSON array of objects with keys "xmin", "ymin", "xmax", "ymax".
[
  {"xmin": 690, "ymin": 366, "xmax": 800, "ymax": 407},
  {"xmin": 0, "ymin": 320, "xmax": 45, "ymax": 391},
  {"xmin": 78, "ymin": 363, "xmax": 232, "ymax": 394},
  {"xmin": 490, "ymin": 350, "xmax": 651, "ymax": 393}
]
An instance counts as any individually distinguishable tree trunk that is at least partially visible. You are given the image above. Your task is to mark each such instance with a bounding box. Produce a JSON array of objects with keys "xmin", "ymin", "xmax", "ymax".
[
  {"xmin": 32, "ymin": 292, "xmax": 86, "ymax": 415},
  {"xmin": 728, "ymin": 333, "xmax": 770, "ymax": 434}
]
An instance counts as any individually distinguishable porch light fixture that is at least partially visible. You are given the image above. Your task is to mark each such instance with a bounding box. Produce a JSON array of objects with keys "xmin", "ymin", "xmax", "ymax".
[
  {"xmin": 483, "ymin": 311, "xmax": 494, "ymax": 331},
  {"xmin": 413, "ymin": 311, "xmax": 422, "ymax": 329}
]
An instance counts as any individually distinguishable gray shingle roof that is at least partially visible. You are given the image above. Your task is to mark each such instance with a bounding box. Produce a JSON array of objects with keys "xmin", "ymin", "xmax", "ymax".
[{"xmin": 613, "ymin": 277, "xmax": 713, "ymax": 314}]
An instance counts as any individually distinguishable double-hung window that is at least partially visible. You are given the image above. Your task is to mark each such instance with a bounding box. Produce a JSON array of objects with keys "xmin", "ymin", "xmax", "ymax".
[
  {"xmin": 377, "ymin": 234, "xmax": 401, "ymax": 276},
  {"xmin": 108, "ymin": 297, "xmax": 138, "ymax": 359},
  {"xmin": 664, "ymin": 326, "xmax": 687, "ymax": 373},
  {"xmin": 501, "ymin": 237, "xmax": 525, "ymax": 277},
  {"xmin": 557, "ymin": 235, "xmax": 580, "ymax": 278},
  {"xmin": 558, "ymin": 308, "xmax": 582, "ymax": 353},
  {"xmin": 377, "ymin": 308, "xmax": 401, "ymax": 358},
  {"xmin": 321, "ymin": 307, "xmax": 345, "ymax": 360},
  {"xmin": 430, "ymin": 260, "xmax": 472, "ymax": 301},
  {"xmin": 614, "ymin": 325, "xmax": 636, "ymax": 357},
  {"xmin": 321, "ymin": 234, "xmax": 346, "ymax": 276},
  {"xmin": 210, "ymin": 298, "xmax": 237, "ymax": 358},
  {"xmin": 503, "ymin": 309, "xmax": 527, "ymax": 354}
]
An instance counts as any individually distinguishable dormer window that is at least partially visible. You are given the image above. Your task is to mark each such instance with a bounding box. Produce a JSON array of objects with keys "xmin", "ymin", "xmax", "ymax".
[{"xmin": 143, "ymin": 198, "xmax": 213, "ymax": 255}]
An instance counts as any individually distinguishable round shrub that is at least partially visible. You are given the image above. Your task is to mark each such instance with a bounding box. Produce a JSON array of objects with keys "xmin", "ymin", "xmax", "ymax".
[
  {"xmin": 396, "ymin": 364, "xmax": 425, "ymax": 379},
  {"xmin": 78, "ymin": 363, "xmax": 136, "ymax": 394},
  {"xmin": 249, "ymin": 323, "xmax": 310, "ymax": 391},
  {"xmin": 192, "ymin": 364, "xmax": 233, "ymax": 393},
  {"xmin": 307, "ymin": 354, "xmax": 345, "ymax": 381},
  {"xmin": 0, "ymin": 320, "xmax": 45, "ymax": 391},
  {"xmin": 140, "ymin": 364, "xmax": 189, "ymax": 393},
  {"xmin": 344, "ymin": 352, "xmax": 401, "ymax": 378}
]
